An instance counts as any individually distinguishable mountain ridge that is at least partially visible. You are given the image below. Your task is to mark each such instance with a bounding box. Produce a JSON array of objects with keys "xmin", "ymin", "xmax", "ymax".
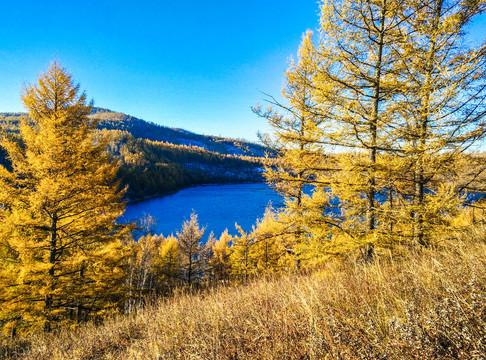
[{"xmin": 0, "ymin": 107, "xmax": 270, "ymax": 158}]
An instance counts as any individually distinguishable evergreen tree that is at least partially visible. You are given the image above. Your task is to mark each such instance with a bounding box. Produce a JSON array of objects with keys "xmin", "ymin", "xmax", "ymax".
[
  {"xmin": 251, "ymin": 209, "xmax": 285, "ymax": 273},
  {"xmin": 259, "ymin": 0, "xmax": 486, "ymax": 256},
  {"xmin": 125, "ymin": 233, "xmax": 162, "ymax": 312},
  {"xmin": 0, "ymin": 63, "xmax": 130, "ymax": 334},
  {"xmin": 155, "ymin": 235, "xmax": 180, "ymax": 293},
  {"xmin": 311, "ymin": 0, "xmax": 415, "ymax": 253},
  {"xmin": 229, "ymin": 225, "xmax": 254, "ymax": 280},
  {"xmin": 209, "ymin": 230, "xmax": 233, "ymax": 281}
]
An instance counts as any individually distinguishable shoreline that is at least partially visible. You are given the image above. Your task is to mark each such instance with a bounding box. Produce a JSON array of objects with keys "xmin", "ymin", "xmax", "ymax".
[{"xmin": 125, "ymin": 179, "xmax": 266, "ymax": 204}]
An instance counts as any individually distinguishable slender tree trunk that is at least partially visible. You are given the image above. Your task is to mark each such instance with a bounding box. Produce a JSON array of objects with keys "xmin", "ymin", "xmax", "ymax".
[
  {"xmin": 76, "ymin": 262, "xmax": 85, "ymax": 321},
  {"xmin": 413, "ymin": 0, "xmax": 442, "ymax": 245},
  {"xmin": 126, "ymin": 253, "xmax": 135, "ymax": 314},
  {"xmin": 363, "ymin": 0, "xmax": 387, "ymax": 262},
  {"xmin": 293, "ymin": 85, "xmax": 307, "ymax": 270},
  {"xmin": 44, "ymin": 214, "xmax": 57, "ymax": 332},
  {"xmin": 367, "ymin": 1, "xmax": 387, "ymax": 235},
  {"xmin": 414, "ymin": 165, "xmax": 425, "ymax": 244},
  {"xmin": 295, "ymin": 166, "xmax": 304, "ymax": 270},
  {"xmin": 389, "ymin": 178, "xmax": 394, "ymax": 234},
  {"xmin": 187, "ymin": 249, "xmax": 193, "ymax": 286}
]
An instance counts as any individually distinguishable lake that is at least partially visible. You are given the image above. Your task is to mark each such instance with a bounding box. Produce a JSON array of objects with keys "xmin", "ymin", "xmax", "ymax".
[
  {"xmin": 123, "ymin": 183, "xmax": 282, "ymax": 238},
  {"xmin": 123, "ymin": 183, "xmax": 485, "ymax": 240}
]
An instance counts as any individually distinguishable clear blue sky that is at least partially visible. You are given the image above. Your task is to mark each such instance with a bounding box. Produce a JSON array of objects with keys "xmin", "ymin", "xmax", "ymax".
[{"xmin": 0, "ymin": 1, "xmax": 484, "ymax": 142}]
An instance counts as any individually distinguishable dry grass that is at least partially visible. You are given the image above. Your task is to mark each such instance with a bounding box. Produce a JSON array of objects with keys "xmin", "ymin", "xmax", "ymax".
[{"xmin": 2, "ymin": 232, "xmax": 486, "ymax": 359}]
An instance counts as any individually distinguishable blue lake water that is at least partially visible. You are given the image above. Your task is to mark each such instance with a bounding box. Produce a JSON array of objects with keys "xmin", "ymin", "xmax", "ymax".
[
  {"xmin": 123, "ymin": 183, "xmax": 485, "ymax": 240},
  {"xmin": 123, "ymin": 183, "xmax": 283, "ymax": 238}
]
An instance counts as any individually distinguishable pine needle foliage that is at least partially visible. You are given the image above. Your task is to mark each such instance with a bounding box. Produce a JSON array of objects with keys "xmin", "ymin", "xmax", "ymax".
[
  {"xmin": 391, "ymin": 0, "xmax": 486, "ymax": 245},
  {"xmin": 255, "ymin": 32, "xmax": 333, "ymax": 265}
]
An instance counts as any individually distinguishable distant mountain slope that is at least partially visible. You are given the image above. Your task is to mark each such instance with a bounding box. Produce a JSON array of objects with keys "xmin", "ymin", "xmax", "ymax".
[
  {"xmin": 90, "ymin": 108, "xmax": 269, "ymax": 157},
  {"xmin": 0, "ymin": 108, "xmax": 270, "ymax": 158},
  {"xmin": 103, "ymin": 130, "xmax": 265, "ymax": 200},
  {"xmin": 0, "ymin": 112, "xmax": 24, "ymax": 133},
  {"xmin": 0, "ymin": 109, "xmax": 269, "ymax": 201}
]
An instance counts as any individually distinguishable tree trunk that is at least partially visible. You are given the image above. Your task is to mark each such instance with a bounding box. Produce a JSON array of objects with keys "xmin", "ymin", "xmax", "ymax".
[
  {"xmin": 367, "ymin": 0, "xmax": 387, "ymax": 234},
  {"xmin": 413, "ymin": 0, "xmax": 442, "ymax": 245},
  {"xmin": 44, "ymin": 214, "xmax": 57, "ymax": 332}
]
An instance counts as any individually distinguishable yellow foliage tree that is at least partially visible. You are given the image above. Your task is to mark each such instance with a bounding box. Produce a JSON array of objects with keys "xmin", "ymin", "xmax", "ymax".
[
  {"xmin": 392, "ymin": 0, "xmax": 486, "ymax": 245},
  {"xmin": 229, "ymin": 224, "xmax": 254, "ymax": 280},
  {"xmin": 311, "ymin": 0, "xmax": 417, "ymax": 255},
  {"xmin": 260, "ymin": 0, "xmax": 486, "ymax": 259},
  {"xmin": 209, "ymin": 230, "xmax": 233, "ymax": 281},
  {"xmin": 251, "ymin": 209, "xmax": 286, "ymax": 273},
  {"xmin": 155, "ymin": 235, "xmax": 180, "ymax": 292},
  {"xmin": 254, "ymin": 32, "xmax": 332, "ymax": 266},
  {"xmin": 177, "ymin": 212, "xmax": 205, "ymax": 286},
  {"xmin": 0, "ymin": 63, "xmax": 130, "ymax": 334},
  {"xmin": 125, "ymin": 233, "xmax": 162, "ymax": 312}
]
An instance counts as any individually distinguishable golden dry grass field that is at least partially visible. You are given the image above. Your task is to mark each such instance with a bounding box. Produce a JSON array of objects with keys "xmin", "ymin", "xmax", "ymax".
[{"xmin": 3, "ymin": 225, "xmax": 486, "ymax": 360}]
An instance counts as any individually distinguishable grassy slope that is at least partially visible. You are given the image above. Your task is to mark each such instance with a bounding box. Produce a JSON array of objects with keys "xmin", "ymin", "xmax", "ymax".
[{"xmin": 3, "ymin": 228, "xmax": 486, "ymax": 359}]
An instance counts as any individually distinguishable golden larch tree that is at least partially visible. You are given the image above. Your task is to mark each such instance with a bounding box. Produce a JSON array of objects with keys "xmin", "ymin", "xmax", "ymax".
[
  {"xmin": 311, "ymin": 0, "xmax": 414, "ymax": 253},
  {"xmin": 0, "ymin": 63, "xmax": 130, "ymax": 334},
  {"xmin": 177, "ymin": 212, "xmax": 205, "ymax": 286},
  {"xmin": 255, "ymin": 31, "xmax": 332, "ymax": 266},
  {"xmin": 393, "ymin": 0, "xmax": 486, "ymax": 245},
  {"xmin": 208, "ymin": 230, "xmax": 233, "ymax": 281}
]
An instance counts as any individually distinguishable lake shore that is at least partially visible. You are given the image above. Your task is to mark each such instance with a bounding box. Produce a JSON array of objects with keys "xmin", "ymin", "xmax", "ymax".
[{"xmin": 125, "ymin": 179, "xmax": 265, "ymax": 204}]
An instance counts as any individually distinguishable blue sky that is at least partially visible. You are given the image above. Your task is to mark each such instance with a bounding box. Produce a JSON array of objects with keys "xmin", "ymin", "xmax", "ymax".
[{"xmin": 0, "ymin": 1, "xmax": 484, "ymax": 142}]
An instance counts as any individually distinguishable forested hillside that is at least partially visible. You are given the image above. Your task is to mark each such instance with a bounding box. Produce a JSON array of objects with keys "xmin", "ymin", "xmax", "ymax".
[
  {"xmin": 103, "ymin": 130, "xmax": 265, "ymax": 200},
  {"xmin": 91, "ymin": 108, "xmax": 269, "ymax": 157},
  {"xmin": 0, "ymin": 109, "xmax": 269, "ymax": 157},
  {"xmin": 0, "ymin": 111, "xmax": 267, "ymax": 201}
]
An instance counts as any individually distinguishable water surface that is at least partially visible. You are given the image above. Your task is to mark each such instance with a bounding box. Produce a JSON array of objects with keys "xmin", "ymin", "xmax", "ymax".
[
  {"xmin": 123, "ymin": 183, "xmax": 282, "ymax": 238},
  {"xmin": 124, "ymin": 183, "xmax": 485, "ymax": 240}
]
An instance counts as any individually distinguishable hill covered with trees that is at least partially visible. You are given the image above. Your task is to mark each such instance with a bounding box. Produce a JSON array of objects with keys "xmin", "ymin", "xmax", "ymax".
[
  {"xmin": 0, "ymin": 108, "xmax": 269, "ymax": 157},
  {"xmin": 0, "ymin": 110, "xmax": 268, "ymax": 201},
  {"xmin": 102, "ymin": 130, "xmax": 265, "ymax": 200},
  {"xmin": 90, "ymin": 107, "xmax": 269, "ymax": 157}
]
